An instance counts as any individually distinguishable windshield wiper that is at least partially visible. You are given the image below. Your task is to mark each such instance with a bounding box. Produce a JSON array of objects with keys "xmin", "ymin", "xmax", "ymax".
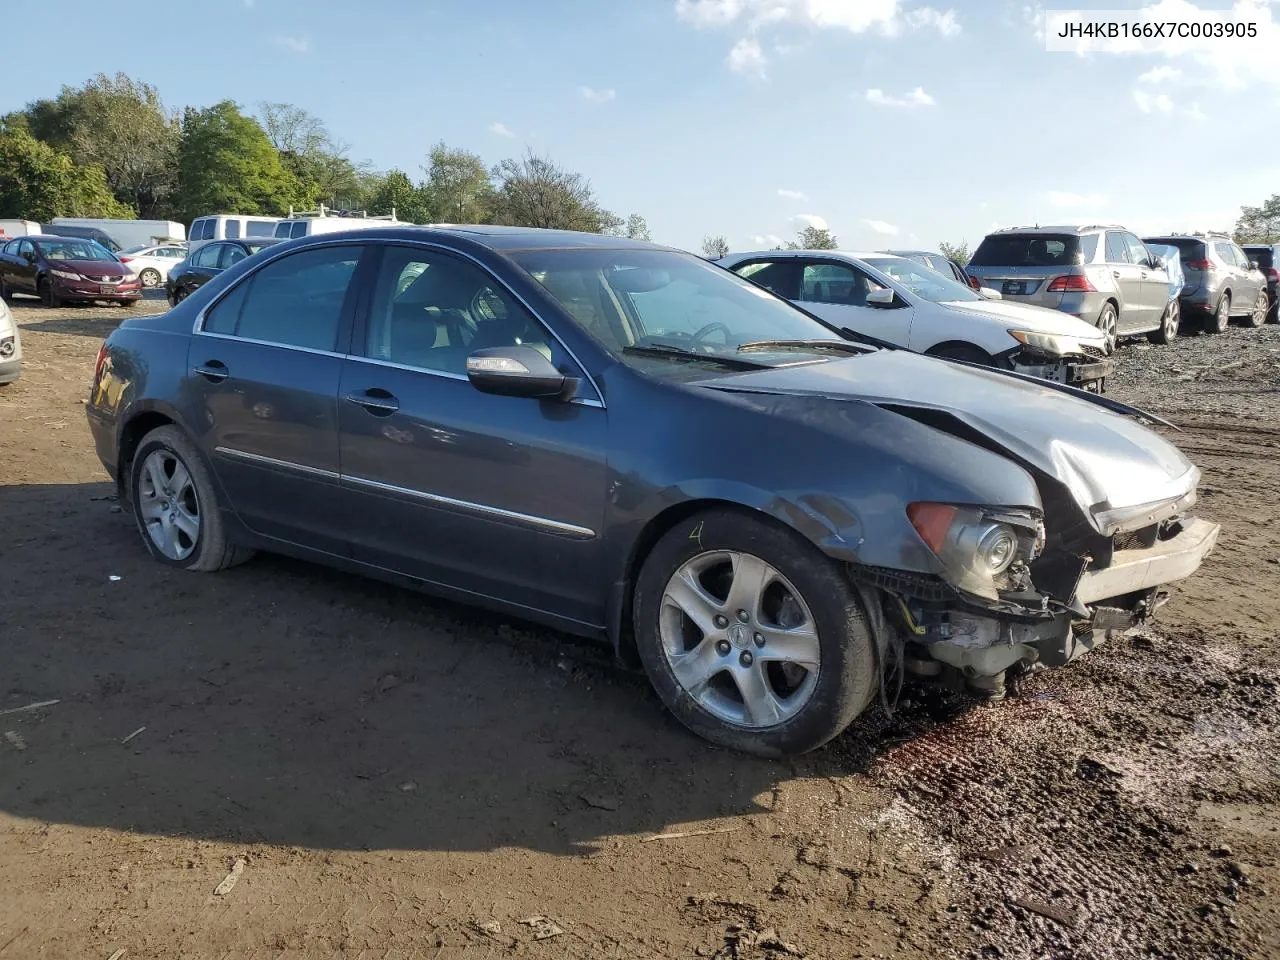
[
  {"xmin": 623, "ymin": 344, "xmax": 769, "ymax": 371},
  {"xmin": 737, "ymin": 338, "xmax": 875, "ymax": 356}
]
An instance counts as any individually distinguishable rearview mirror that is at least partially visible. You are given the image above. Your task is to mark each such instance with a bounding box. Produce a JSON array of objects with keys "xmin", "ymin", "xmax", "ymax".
[
  {"xmin": 865, "ymin": 287, "xmax": 896, "ymax": 306},
  {"xmin": 466, "ymin": 346, "xmax": 567, "ymax": 399}
]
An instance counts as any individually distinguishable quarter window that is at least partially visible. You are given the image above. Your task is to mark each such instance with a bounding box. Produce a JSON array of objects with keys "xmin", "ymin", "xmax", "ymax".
[
  {"xmin": 203, "ymin": 245, "xmax": 360, "ymax": 351},
  {"xmin": 224, "ymin": 219, "xmax": 242, "ymax": 240},
  {"xmin": 1213, "ymin": 242, "xmax": 1236, "ymax": 266},
  {"xmin": 362, "ymin": 246, "xmax": 551, "ymax": 376}
]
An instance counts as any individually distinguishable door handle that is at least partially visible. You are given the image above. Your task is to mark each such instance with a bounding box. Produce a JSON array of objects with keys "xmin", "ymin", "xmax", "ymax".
[
  {"xmin": 344, "ymin": 388, "xmax": 400, "ymax": 416},
  {"xmin": 192, "ymin": 360, "xmax": 228, "ymax": 382},
  {"xmin": 1113, "ymin": 271, "xmax": 1122, "ymax": 279}
]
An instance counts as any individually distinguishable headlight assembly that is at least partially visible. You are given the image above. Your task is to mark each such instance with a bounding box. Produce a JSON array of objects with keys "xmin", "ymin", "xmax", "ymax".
[
  {"xmin": 907, "ymin": 502, "xmax": 1044, "ymax": 600},
  {"xmin": 50, "ymin": 269, "xmax": 82, "ymax": 281},
  {"xmin": 1007, "ymin": 329, "xmax": 1102, "ymax": 358}
]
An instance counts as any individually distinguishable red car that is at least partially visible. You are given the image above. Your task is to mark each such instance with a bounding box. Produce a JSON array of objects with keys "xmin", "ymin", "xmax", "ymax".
[{"xmin": 0, "ymin": 235, "xmax": 142, "ymax": 307}]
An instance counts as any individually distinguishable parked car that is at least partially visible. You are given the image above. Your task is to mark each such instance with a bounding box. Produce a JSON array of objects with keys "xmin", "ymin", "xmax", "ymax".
[
  {"xmin": 0, "ymin": 295, "xmax": 21, "ymax": 385},
  {"xmin": 188, "ymin": 215, "xmax": 282, "ymax": 253},
  {"xmin": 881, "ymin": 249, "xmax": 983, "ymax": 292},
  {"xmin": 166, "ymin": 238, "xmax": 282, "ymax": 305},
  {"xmin": 1141, "ymin": 233, "xmax": 1268, "ymax": 333},
  {"xmin": 717, "ymin": 249, "xmax": 1114, "ymax": 388},
  {"xmin": 965, "ymin": 225, "xmax": 1184, "ymax": 348},
  {"xmin": 118, "ymin": 243, "xmax": 190, "ymax": 288},
  {"xmin": 85, "ymin": 226, "xmax": 1218, "ymax": 756},
  {"xmin": 41, "ymin": 223, "xmax": 123, "ymax": 254},
  {"xmin": 273, "ymin": 207, "xmax": 404, "ymax": 240},
  {"xmin": 1238, "ymin": 243, "xmax": 1278, "ymax": 323},
  {"xmin": 0, "ymin": 235, "xmax": 142, "ymax": 307},
  {"xmin": 50, "ymin": 217, "xmax": 185, "ymax": 251}
]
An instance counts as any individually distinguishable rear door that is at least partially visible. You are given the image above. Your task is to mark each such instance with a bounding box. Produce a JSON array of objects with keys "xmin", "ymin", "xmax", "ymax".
[
  {"xmin": 182, "ymin": 243, "xmax": 365, "ymax": 553},
  {"xmin": 335, "ymin": 243, "xmax": 609, "ymax": 625},
  {"xmin": 793, "ymin": 258, "xmax": 915, "ymax": 347}
]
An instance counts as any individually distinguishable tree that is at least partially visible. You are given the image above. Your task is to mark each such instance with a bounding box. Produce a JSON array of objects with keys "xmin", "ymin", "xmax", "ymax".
[
  {"xmin": 490, "ymin": 151, "xmax": 615, "ymax": 232},
  {"xmin": 0, "ymin": 129, "xmax": 133, "ymax": 221},
  {"xmin": 365, "ymin": 169, "xmax": 433, "ymax": 223},
  {"xmin": 1234, "ymin": 195, "xmax": 1280, "ymax": 244},
  {"xmin": 785, "ymin": 225, "xmax": 838, "ymax": 249},
  {"xmin": 938, "ymin": 240, "xmax": 970, "ymax": 266},
  {"xmin": 425, "ymin": 142, "xmax": 493, "ymax": 223},
  {"xmin": 175, "ymin": 101, "xmax": 305, "ymax": 223},
  {"xmin": 701, "ymin": 234, "xmax": 730, "ymax": 259},
  {"xmin": 624, "ymin": 213, "xmax": 651, "ymax": 241},
  {"xmin": 258, "ymin": 102, "xmax": 362, "ymax": 209}
]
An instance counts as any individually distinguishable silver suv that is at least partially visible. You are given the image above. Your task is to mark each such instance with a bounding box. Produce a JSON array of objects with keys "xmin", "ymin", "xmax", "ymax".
[
  {"xmin": 1141, "ymin": 233, "xmax": 1269, "ymax": 333},
  {"xmin": 966, "ymin": 225, "xmax": 1178, "ymax": 349}
]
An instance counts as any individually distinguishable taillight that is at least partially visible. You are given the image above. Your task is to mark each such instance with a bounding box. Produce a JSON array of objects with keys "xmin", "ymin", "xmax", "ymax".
[
  {"xmin": 1186, "ymin": 259, "xmax": 1212, "ymax": 270},
  {"xmin": 1267, "ymin": 268, "xmax": 1278, "ymax": 283},
  {"xmin": 1046, "ymin": 274, "xmax": 1096, "ymax": 293},
  {"xmin": 966, "ymin": 275, "xmax": 980, "ymax": 290},
  {"xmin": 118, "ymin": 256, "xmax": 132, "ymax": 262}
]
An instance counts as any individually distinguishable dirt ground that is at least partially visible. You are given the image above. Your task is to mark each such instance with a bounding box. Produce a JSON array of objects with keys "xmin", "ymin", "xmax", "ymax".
[{"xmin": 2, "ymin": 295, "xmax": 1278, "ymax": 960}]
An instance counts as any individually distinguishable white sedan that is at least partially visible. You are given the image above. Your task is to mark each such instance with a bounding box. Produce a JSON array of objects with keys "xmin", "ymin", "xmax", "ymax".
[
  {"xmin": 717, "ymin": 250, "xmax": 1115, "ymax": 388},
  {"xmin": 118, "ymin": 243, "xmax": 188, "ymax": 288}
]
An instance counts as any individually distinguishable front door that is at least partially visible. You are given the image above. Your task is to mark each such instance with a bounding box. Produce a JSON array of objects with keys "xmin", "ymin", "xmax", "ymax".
[
  {"xmin": 1124, "ymin": 233, "xmax": 1165, "ymax": 331},
  {"xmin": 15, "ymin": 240, "xmax": 38, "ymax": 294},
  {"xmin": 1104, "ymin": 231, "xmax": 1149, "ymax": 332},
  {"xmin": 180, "ymin": 243, "xmax": 365, "ymax": 554},
  {"xmin": 792, "ymin": 259, "xmax": 916, "ymax": 347},
  {"xmin": 336, "ymin": 244, "xmax": 609, "ymax": 628}
]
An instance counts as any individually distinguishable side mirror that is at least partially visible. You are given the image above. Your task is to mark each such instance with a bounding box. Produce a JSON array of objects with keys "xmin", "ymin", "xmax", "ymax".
[
  {"xmin": 466, "ymin": 345, "xmax": 567, "ymax": 399},
  {"xmin": 865, "ymin": 287, "xmax": 896, "ymax": 307},
  {"xmin": 1249, "ymin": 260, "xmax": 1260, "ymax": 271},
  {"xmin": 1150, "ymin": 256, "xmax": 1165, "ymax": 270}
]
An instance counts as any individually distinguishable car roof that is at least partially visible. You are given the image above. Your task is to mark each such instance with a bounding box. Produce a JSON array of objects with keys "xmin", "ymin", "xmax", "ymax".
[
  {"xmin": 986, "ymin": 225, "xmax": 1125, "ymax": 235},
  {"xmin": 723, "ymin": 249, "xmax": 901, "ymax": 261},
  {"xmin": 263, "ymin": 225, "xmax": 673, "ymax": 254},
  {"xmin": 883, "ymin": 249, "xmax": 947, "ymax": 258}
]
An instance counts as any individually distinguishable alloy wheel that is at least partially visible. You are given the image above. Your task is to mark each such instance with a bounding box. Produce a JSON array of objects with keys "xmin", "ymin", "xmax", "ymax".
[
  {"xmin": 659, "ymin": 550, "xmax": 820, "ymax": 728},
  {"xmin": 1097, "ymin": 306, "xmax": 1118, "ymax": 353},
  {"xmin": 1249, "ymin": 292, "xmax": 1268, "ymax": 327},
  {"xmin": 137, "ymin": 449, "xmax": 201, "ymax": 561},
  {"xmin": 139, "ymin": 269, "xmax": 161, "ymax": 288}
]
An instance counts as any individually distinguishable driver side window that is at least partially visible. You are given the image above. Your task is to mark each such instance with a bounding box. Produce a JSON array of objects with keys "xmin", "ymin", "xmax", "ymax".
[
  {"xmin": 800, "ymin": 262, "xmax": 882, "ymax": 306},
  {"xmin": 362, "ymin": 246, "xmax": 551, "ymax": 376}
]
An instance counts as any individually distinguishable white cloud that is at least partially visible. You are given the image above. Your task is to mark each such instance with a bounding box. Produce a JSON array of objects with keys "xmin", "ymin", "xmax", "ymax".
[
  {"xmin": 1048, "ymin": 190, "xmax": 1108, "ymax": 208},
  {"xmin": 1138, "ymin": 65, "xmax": 1182, "ymax": 83},
  {"xmin": 793, "ymin": 213, "xmax": 829, "ymax": 230},
  {"xmin": 676, "ymin": 0, "xmax": 962, "ymax": 36},
  {"xmin": 865, "ymin": 86, "xmax": 935, "ymax": 107},
  {"xmin": 752, "ymin": 233, "xmax": 786, "ymax": 247},
  {"xmin": 273, "ymin": 35, "xmax": 309, "ymax": 53},
  {"xmin": 1022, "ymin": 3, "xmax": 1046, "ymax": 41},
  {"xmin": 488, "ymin": 122, "xmax": 516, "ymax": 137},
  {"xmin": 579, "ymin": 86, "xmax": 617, "ymax": 103},
  {"xmin": 1132, "ymin": 89, "xmax": 1175, "ymax": 114},
  {"xmin": 777, "ymin": 188, "xmax": 808, "ymax": 200},
  {"xmin": 726, "ymin": 37, "xmax": 767, "ymax": 75},
  {"xmin": 1187, "ymin": 102, "xmax": 1207, "ymax": 121},
  {"xmin": 862, "ymin": 218, "xmax": 900, "ymax": 236}
]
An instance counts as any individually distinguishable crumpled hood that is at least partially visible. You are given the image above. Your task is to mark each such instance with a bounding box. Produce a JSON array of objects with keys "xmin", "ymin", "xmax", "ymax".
[
  {"xmin": 941, "ymin": 298, "xmax": 1107, "ymax": 341},
  {"xmin": 702, "ymin": 350, "xmax": 1196, "ymax": 531}
]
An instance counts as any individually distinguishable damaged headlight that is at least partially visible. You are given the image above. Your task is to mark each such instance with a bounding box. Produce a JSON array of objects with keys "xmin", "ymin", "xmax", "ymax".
[
  {"xmin": 1007, "ymin": 329, "xmax": 1102, "ymax": 358},
  {"xmin": 907, "ymin": 503, "xmax": 1044, "ymax": 601}
]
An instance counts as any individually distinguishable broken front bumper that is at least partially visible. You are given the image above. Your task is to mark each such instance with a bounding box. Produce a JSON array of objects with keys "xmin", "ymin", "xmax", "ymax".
[
  {"xmin": 1076, "ymin": 517, "xmax": 1219, "ymax": 604},
  {"xmin": 1010, "ymin": 356, "xmax": 1117, "ymax": 387}
]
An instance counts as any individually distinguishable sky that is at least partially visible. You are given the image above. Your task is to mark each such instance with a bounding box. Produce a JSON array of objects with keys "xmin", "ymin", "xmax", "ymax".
[{"xmin": 4, "ymin": 0, "xmax": 1279, "ymax": 253}]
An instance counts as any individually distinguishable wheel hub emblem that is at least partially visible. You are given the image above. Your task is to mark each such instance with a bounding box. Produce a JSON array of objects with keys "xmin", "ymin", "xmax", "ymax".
[{"xmin": 727, "ymin": 623, "xmax": 751, "ymax": 650}]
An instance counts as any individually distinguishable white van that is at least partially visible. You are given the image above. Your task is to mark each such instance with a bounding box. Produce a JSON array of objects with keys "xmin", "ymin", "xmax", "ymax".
[
  {"xmin": 49, "ymin": 218, "xmax": 185, "ymax": 251},
  {"xmin": 272, "ymin": 205, "xmax": 406, "ymax": 240},
  {"xmin": 188, "ymin": 215, "xmax": 282, "ymax": 252},
  {"xmin": 0, "ymin": 220, "xmax": 41, "ymax": 240}
]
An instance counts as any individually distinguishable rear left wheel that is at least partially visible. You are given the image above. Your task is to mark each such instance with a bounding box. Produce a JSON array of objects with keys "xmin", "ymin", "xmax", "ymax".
[
  {"xmin": 633, "ymin": 508, "xmax": 878, "ymax": 757},
  {"xmin": 138, "ymin": 268, "xmax": 161, "ymax": 287}
]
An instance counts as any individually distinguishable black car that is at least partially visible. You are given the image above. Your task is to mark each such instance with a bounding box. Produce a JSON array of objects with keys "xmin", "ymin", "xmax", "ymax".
[
  {"xmin": 86, "ymin": 226, "xmax": 1218, "ymax": 756},
  {"xmin": 166, "ymin": 238, "xmax": 282, "ymax": 306},
  {"xmin": 1241, "ymin": 243, "xmax": 1279, "ymax": 322}
]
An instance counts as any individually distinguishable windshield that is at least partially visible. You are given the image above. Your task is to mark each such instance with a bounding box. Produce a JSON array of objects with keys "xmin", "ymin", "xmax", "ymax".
[
  {"xmin": 861, "ymin": 257, "xmax": 981, "ymax": 303},
  {"xmin": 36, "ymin": 239, "xmax": 118, "ymax": 262},
  {"xmin": 508, "ymin": 248, "xmax": 844, "ymax": 373}
]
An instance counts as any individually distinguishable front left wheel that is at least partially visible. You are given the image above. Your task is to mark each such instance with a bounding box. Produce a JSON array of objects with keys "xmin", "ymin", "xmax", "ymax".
[
  {"xmin": 633, "ymin": 508, "xmax": 878, "ymax": 757},
  {"xmin": 1244, "ymin": 291, "xmax": 1268, "ymax": 328},
  {"xmin": 128, "ymin": 426, "xmax": 254, "ymax": 572},
  {"xmin": 1149, "ymin": 299, "xmax": 1179, "ymax": 345}
]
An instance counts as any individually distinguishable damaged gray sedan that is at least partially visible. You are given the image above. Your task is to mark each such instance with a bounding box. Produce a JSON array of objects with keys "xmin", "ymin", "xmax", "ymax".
[{"xmin": 85, "ymin": 227, "xmax": 1218, "ymax": 757}]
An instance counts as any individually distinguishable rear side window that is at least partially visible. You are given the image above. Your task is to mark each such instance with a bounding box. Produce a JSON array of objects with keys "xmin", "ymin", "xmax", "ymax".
[
  {"xmin": 203, "ymin": 245, "xmax": 361, "ymax": 351},
  {"xmin": 1104, "ymin": 232, "xmax": 1131, "ymax": 263},
  {"xmin": 969, "ymin": 234, "xmax": 1083, "ymax": 267},
  {"xmin": 224, "ymin": 219, "xmax": 242, "ymax": 240},
  {"xmin": 1212, "ymin": 242, "xmax": 1236, "ymax": 265},
  {"xmin": 246, "ymin": 220, "xmax": 275, "ymax": 237},
  {"xmin": 732, "ymin": 260, "xmax": 799, "ymax": 299}
]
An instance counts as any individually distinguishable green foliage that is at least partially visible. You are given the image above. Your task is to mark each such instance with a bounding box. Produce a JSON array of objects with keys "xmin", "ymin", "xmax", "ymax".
[
  {"xmin": 1234, "ymin": 195, "xmax": 1280, "ymax": 244},
  {"xmin": 0, "ymin": 129, "xmax": 133, "ymax": 221},
  {"xmin": 491, "ymin": 151, "xmax": 615, "ymax": 232},
  {"xmin": 701, "ymin": 234, "xmax": 730, "ymax": 259},
  {"xmin": 175, "ymin": 101, "xmax": 306, "ymax": 223},
  {"xmin": 425, "ymin": 142, "xmax": 494, "ymax": 223},
  {"xmin": 938, "ymin": 239, "xmax": 970, "ymax": 266},
  {"xmin": 258, "ymin": 102, "xmax": 362, "ymax": 209},
  {"xmin": 785, "ymin": 225, "xmax": 837, "ymax": 249},
  {"xmin": 365, "ymin": 169, "xmax": 433, "ymax": 223}
]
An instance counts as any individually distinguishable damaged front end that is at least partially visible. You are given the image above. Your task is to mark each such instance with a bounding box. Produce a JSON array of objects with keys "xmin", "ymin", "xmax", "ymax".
[{"xmin": 852, "ymin": 475, "xmax": 1220, "ymax": 698}]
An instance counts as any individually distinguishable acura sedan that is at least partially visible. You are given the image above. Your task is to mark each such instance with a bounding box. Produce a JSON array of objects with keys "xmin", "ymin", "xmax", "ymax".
[{"xmin": 86, "ymin": 226, "xmax": 1218, "ymax": 756}]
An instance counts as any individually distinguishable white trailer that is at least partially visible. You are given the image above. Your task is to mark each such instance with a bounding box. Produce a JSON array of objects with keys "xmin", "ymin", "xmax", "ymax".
[
  {"xmin": 49, "ymin": 218, "xmax": 186, "ymax": 251},
  {"xmin": 0, "ymin": 220, "xmax": 42, "ymax": 240}
]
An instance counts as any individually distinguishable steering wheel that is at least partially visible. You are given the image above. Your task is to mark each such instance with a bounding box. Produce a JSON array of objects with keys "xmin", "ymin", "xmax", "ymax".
[{"xmin": 691, "ymin": 321, "xmax": 731, "ymax": 346}]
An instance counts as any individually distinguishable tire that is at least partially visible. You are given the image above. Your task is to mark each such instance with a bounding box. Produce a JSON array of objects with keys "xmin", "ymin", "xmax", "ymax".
[
  {"xmin": 38, "ymin": 277, "xmax": 60, "ymax": 308},
  {"xmin": 925, "ymin": 343, "xmax": 993, "ymax": 365},
  {"xmin": 1205, "ymin": 293, "xmax": 1230, "ymax": 334},
  {"xmin": 138, "ymin": 268, "xmax": 162, "ymax": 288},
  {"xmin": 1243, "ymin": 291, "xmax": 1268, "ymax": 329},
  {"xmin": 632, "ymin": 508, "xmax": 878, "ymax": 757},
  {"xmin": 1095, "ymin": 302, "xmax": 1118, "ymax": 352},
  {"xmin": 1148, "ymin": 299, "xmax": 1179, "ymax": 345},
  {"xmin": 128, "ymin": 425, "xmax": 254, "ymax": 572}
]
